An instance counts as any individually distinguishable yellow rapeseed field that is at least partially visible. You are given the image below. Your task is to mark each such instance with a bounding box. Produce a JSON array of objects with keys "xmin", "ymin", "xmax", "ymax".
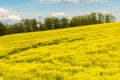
[{"xmin": 0, "ymin": 22, "xmax": 120, "ymax": 80}]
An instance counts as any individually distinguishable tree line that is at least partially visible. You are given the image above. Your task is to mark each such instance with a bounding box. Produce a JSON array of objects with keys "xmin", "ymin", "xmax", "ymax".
[{"xmin": 0, "ymin": 12, "xmax": 115, "ymax": 36}]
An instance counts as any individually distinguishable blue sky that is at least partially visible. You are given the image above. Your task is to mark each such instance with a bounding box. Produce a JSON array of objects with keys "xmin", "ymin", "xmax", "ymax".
[{"xmin": 0, "ymin": 0, "xmax": 120, "ymax": 23}]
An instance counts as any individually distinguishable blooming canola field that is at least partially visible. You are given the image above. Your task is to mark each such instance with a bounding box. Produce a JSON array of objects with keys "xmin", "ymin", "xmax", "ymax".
[{"xmin": 0, "ymin": 22, "xmax": 120, "ymax": 80}]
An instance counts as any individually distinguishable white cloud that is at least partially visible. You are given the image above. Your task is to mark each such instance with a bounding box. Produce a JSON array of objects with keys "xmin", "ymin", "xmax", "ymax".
[
  {"xmin": 0, "ymin": 7, "xmax": 21, "ymax": 24},
  {"xmin": 52, "ymin": 12, "xmax": 67, "ymax": 17},
  {"xmin": 39, "ymin": 0, "xmax": 106, "ymax": 3}
]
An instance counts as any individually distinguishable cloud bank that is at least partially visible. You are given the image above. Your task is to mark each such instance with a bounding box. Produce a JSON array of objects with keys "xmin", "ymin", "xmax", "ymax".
[
  {"xmin": 52, "ymin": 12, "xmax": 67, "ymax": 17},
  {"xmin": 39, "ymin": 0, "xmax": 105, "ymax": 3},
  {"xmin": 0, "ymin": 7, "xmax": 21, "ymax": 24}
]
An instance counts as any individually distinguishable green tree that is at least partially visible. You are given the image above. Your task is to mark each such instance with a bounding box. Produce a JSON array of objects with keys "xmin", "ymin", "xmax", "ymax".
[
  {"xmin": 12, "ymin": 22, "xmax": 26, "ymax": 33},
  {"xmin": 53, "ymin": 17, "xmax": 61, "ymax": 29},
  {"xmin": 89, "ymin": 13, "xmax": 98, "ymax": 24},
  {"xmin": 70, "ymin": 16, "xmax": 79, "ymax": 27},
  {"xmin": 98, "ymin": 13, "xmax": 104, "ymax": 23},
  {"xmin": 21, "ymin": 19, "xmax": 31, "ymax": 32},
  {"xmin": 60, "ymin": 17, "xmax": 69, "ymax": 28},
  {"xmin": 104, "ymin": 13, "xmax": 115, "ymax": 23},
  {"xmin": 30, "ymin": 18, "xmax": 38, "ymax": 31},
  {"xmin": 44, "ymin": 18, "xmax": 53, "ymax": 30},
  {"xmin": 38, "ymin": 21, "xmax": 45, "ymax": 31},
  {"xmin": 0, "ymin": 22, "xmax": 6, "ymax": 36}
]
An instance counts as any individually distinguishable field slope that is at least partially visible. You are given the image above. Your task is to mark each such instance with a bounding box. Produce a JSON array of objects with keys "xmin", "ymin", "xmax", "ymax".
[{"xmin": 0, "ymin": 22, "xmax": 120, "ymax": 80}]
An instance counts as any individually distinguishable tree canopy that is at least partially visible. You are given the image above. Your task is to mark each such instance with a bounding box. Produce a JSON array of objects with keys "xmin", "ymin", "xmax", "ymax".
[{"xmin": 0, "ymin": 12, "xmax": 115, "ymax": 36}]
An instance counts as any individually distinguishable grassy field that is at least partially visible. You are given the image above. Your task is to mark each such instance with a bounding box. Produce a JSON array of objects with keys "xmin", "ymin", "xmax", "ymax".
[{"xmin": 0, "ymin": 22, "xmax": 120, "ymax": 80}]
